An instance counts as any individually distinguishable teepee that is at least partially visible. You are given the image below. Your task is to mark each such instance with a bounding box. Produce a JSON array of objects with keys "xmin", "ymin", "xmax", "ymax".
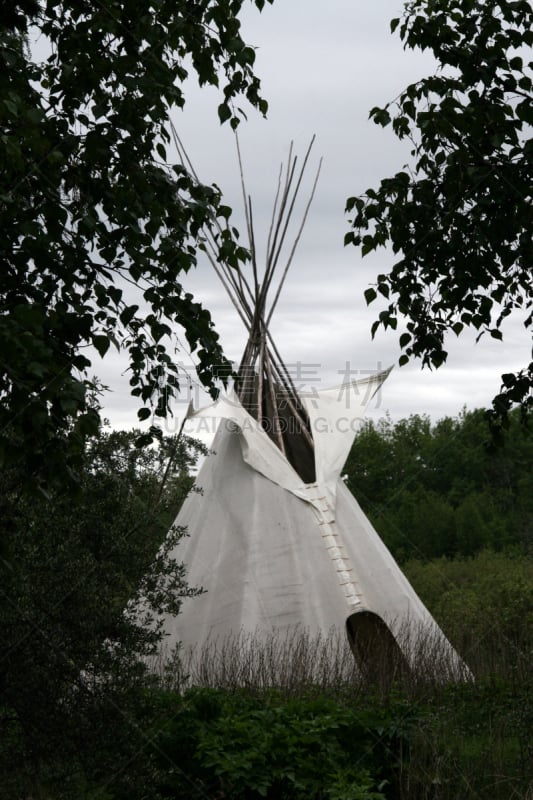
[{"xmin": 159, "ymin": 137, "xmax": 467, "ymax": 678}]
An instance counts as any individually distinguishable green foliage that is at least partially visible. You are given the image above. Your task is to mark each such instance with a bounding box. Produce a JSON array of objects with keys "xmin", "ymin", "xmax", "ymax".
[
  {"xmin": 404, "ymin": 679, "xmax": 532, "ymax": 800},
  {"xmin": 0, "ymin": 427, "xmax": 203, "ymax": 798},
  {"xmin": 151, "ymin": 688, "xmax": 421, "ymax": 799},
  {"xmin": 345, "ymin": 408, "xmax": 532, "ymax": 561},
  {"xmin": 345, "ymin": 0, "xmax": 533, "ymax": 425},
  {"xmin": 404, "ymin": 549, "xmax": 533, "ymax": 675},
  {"xmin": 0, "ymin": 0, "xmax": 272, "ymax": 487},
  {"xmin": 148, "ymin": 681, "xmax": 532, "ymax": 800}
]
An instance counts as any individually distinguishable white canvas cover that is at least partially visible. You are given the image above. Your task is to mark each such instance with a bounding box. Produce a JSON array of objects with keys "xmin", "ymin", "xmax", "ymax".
[{"xmin": 159, "ymin": 370, "xmax": 466, "ymax": 675}]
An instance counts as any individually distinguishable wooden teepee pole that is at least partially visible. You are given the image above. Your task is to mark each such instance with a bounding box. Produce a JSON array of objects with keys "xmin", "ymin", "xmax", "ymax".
[{"xmin": 170, "ymin": 123, "xmax": 320, "ymax": 467}]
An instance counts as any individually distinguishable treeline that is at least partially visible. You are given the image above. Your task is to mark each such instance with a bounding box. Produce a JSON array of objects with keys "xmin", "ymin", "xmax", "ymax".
[{"xmin": 345, "ymin": 408, "xmax": 532, "ymax": 561}]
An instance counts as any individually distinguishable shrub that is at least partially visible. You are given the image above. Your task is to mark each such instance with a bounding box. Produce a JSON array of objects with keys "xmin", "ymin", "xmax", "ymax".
[{"xmin": 151, "ymin": 688, "xmax": 422, "ymax": 799}]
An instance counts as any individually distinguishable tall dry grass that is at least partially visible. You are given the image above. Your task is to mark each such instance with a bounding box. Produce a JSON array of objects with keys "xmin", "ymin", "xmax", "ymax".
[{"xmin": 155, "ymin": 618, "xmax": 475, "ymax": 695}]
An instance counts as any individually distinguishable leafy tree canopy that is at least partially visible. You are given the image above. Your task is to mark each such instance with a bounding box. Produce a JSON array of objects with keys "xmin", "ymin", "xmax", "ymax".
[
  {"xmin": 345, "ymin": 0, "xmax": 532, "ymax": 428},
  {"xmin": 0, "ymin": 0, "xmax": 272, "ymax": 487}
]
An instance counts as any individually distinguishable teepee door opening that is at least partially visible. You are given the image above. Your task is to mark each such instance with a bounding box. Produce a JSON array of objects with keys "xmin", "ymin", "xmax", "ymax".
[{"xmin": 346, "ymin": 610, "xmax": 409, "ymax": 680}]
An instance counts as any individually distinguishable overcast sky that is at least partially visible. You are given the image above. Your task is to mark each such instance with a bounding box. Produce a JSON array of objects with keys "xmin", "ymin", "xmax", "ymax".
[{"xmin": 98, "ymin": 0, "xmax": 531, "ymax": 432}]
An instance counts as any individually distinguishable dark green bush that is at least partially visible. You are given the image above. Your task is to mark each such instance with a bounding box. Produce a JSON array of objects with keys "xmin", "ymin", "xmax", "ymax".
[{"xmin": 151, "ymin": 688, "xmax": 422, "ymax": 799}]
